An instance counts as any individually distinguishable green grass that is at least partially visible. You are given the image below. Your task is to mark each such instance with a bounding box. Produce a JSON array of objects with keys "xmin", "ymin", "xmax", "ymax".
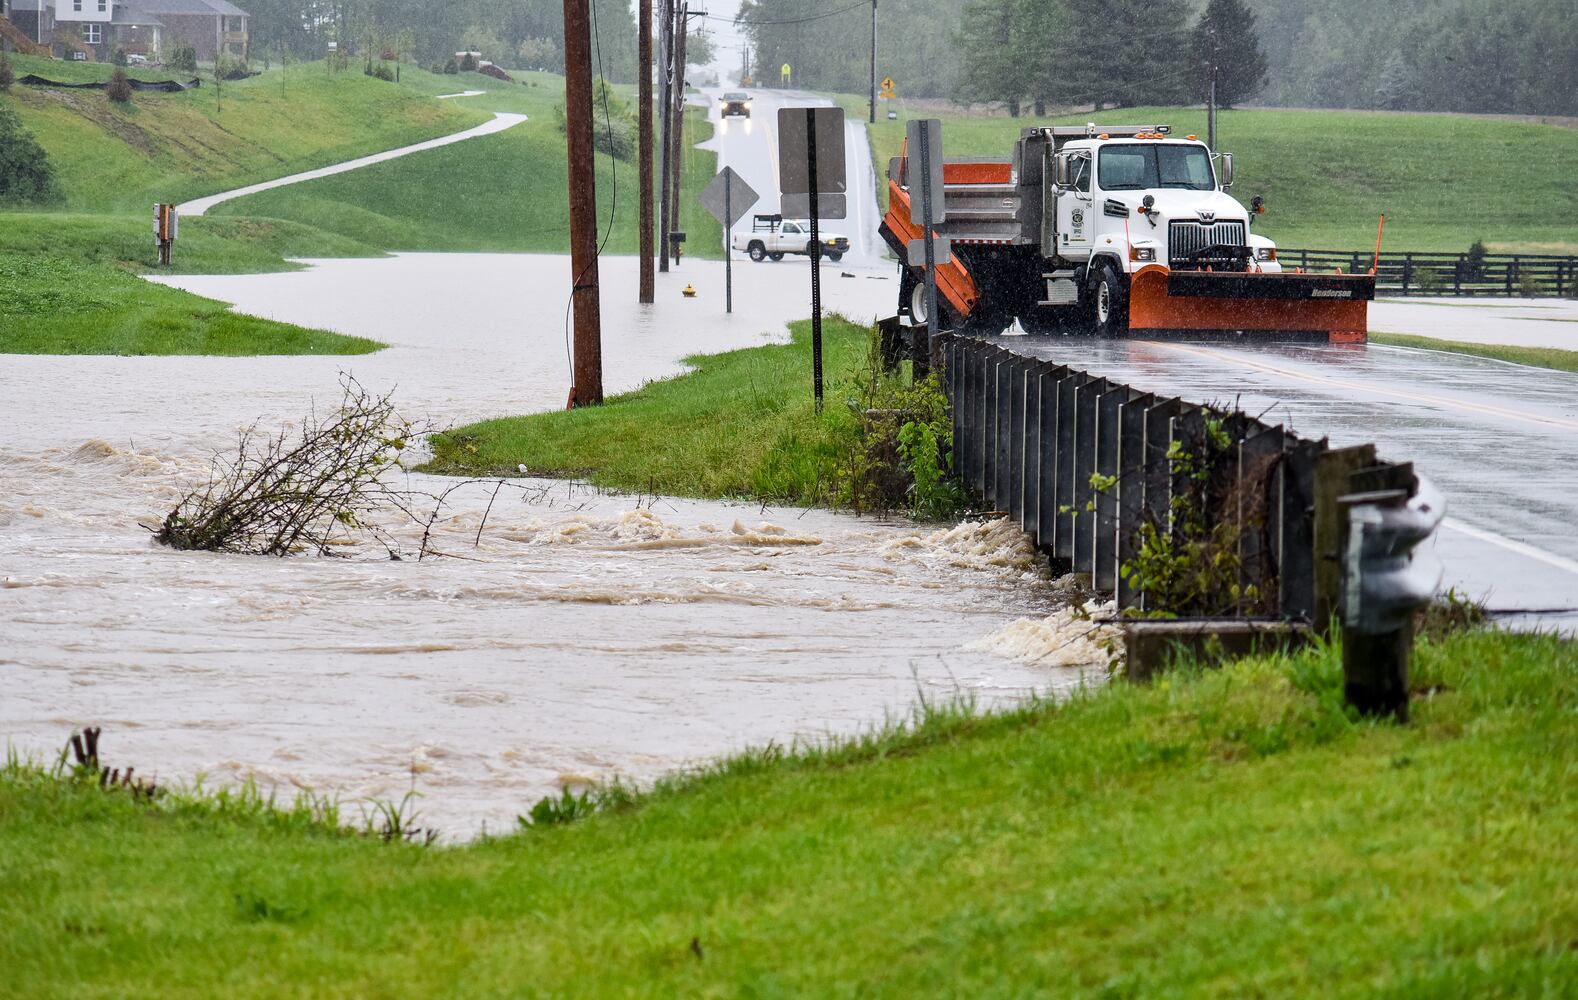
[
  {"xmin": 0, "ymin": 246, "xmax": 379, "ymax": 356},
  {"xmin": 2, "ymin": 628, "xmax": 1574, "ymax": 995},
  {"xmin": 1, "ymin": 57, "xmax": 487, "ymax": 213},
  {"xmin": 211, "ymin": 104, "xmax": 724, "ymax": 259},
  {"xmin": 1371, "ymin": 331, "xmax": 1578, "ymax": 373},
  {"xmin": 428, "ymin": 315, "xmax": 868, "ymax": 501},
  {"xmin": 841, "ymin": 98, "xmax": 1578, "ymax": 254}
]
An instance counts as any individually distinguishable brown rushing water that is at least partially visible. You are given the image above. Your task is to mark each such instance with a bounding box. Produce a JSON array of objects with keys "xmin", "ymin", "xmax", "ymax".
[{"xmin": 1, "ymin": 254, "xmax": 1103, "ymax": 837}]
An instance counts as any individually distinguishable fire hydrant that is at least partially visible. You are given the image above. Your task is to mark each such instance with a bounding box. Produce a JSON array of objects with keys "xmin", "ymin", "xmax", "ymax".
[{"xmin": 682, "ymin": 283, "xmax": 697, "ymax": 298}]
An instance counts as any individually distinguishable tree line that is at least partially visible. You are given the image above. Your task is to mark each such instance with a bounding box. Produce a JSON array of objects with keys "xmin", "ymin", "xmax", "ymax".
[{"xmin": 737, "ymin": 0, "xmax": 1577, "ymax": 117}]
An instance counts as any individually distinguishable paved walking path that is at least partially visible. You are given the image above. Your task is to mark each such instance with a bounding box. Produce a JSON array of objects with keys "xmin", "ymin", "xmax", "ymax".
[{"xmin": 177, "ymin": 111, "xmax": 528, "ymax": 217}]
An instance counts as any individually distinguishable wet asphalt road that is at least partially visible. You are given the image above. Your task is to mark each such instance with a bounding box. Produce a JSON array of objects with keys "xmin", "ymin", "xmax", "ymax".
[{"xmin": 982, "ymin": 333, "xmax": 1578, "ymax": 631}]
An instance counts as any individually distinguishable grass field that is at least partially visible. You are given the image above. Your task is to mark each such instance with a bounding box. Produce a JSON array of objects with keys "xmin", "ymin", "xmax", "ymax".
[
  {"xmin": 1, "ymin": 55, "xmax": 486, "ymax": 212},
  {"xmin": 2, "ymin": 627, "xmax": 1572, "ymax": 995},
  {"xmin": 842, "ymin": 98, "xmax": 1578, "ymax": 254},
  {"xmin": 0, "ymin": 250, "xmax": 380, "ymax": 356},
  {"xmin": 428, "ymin": 315, "xmax": 869, "ymax": 502},
  {"xmin": 210, "ymin": 102, "xmax": 724, "ymax": 259},
  {"xmin": 1371, "ymin": 331, "xmax": 1578, "ymax": 373}
]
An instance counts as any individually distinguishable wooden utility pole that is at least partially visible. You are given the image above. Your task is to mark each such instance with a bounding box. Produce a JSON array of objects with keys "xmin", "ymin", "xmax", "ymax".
[
  {"xmin": 638, "ymin": 0, "xmax": 655, "ymax": 302},
  {"xmin": 669, "ymin": 4, "xmax": 688, "ymax": 266},
  {"xmin": 563, "ymin": 0, "xmax": 603, "ymax": 406},
  {"xmin": 657, "ymin": 0, "xmax": 673, "ymax": 274}
]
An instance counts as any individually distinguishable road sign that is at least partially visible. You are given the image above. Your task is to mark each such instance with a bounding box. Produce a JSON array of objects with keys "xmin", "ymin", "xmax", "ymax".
[
  {"xmin": 879, "ymin": 76, "xmax": 896, "ymax": 99},
  {"xmin": 777, "ymin": 106, "xmax": 847, "ymax": 220},
  {"xmin": 907, "ymin": 235, "xmax": 951, "ymax": 267},
  {"xmin": 699, "ymin": 166, "xmax": 759, "ymax": 229},
  {"xmin": 780, "ymin": 62, "xmax": 792, "ymax": 85},
  {"xmin": 904, "ymin": 117, "xmax": 945, "ymax": 226},
  {"xmin": 700, "ymin": 168, "xmax": 760, "ymax": 316}
]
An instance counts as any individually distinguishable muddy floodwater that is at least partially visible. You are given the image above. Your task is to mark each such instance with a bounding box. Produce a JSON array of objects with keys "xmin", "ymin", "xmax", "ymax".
[{"xmin": 2, "ymin": 254, "xmax": 1100, "ymax": 837}]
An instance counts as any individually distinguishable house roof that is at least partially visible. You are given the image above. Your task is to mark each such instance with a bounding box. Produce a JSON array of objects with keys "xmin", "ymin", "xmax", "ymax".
[
  {"xmin": 111, "ymin": 6, "xmax": 161, "ymax": 25},
  {"xmin": 9, "ymin": 0, "xmax": 47, "ymax": 12},
  {"xmin": 125, "ymin": 0, "xmax": 248, "ymax": 17}
]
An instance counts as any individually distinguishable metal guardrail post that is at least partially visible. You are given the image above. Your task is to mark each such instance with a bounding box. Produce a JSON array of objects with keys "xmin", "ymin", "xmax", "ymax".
[
  {"xmin": 1093, "ymin": 386, "xmax": 1136, "ymax": 595},
  {"xmin": 981, "ymin": 351, "xmax": 1000, "ymax": 507},
  {"xmin": 1115, "ymin": 393, "xmax": 1153, "ymax": 610},
  {"xmin": 1339, "ymin": 474, "xmax": 1444, "ymax": 721},
  {"xmin": 1007, "ymin": 358, "xmax": 1027, "ymax": 524},
  {"xmin": 1052, "ymin": 370, "xmax": 1091, "ymax": 568},
  {"xmin": 1238, "ymin": 424, "xmax": 1285, "ymax": 614},
  {"xmin": 994, "ymin": 355, "xmax": 1013, "ymax": 509},
  {"xmin": 1071, "ymin": 378, "xmax": 1110, "ymax": 577},
  {"xmin": 1021, "ymin": 362, "xmax": 1062, "ymax": 543},
  {"xmin": 1277, "ymin": 439, "xmax": 1322, "ymax": 620},
  {"xmin": 1312, "ymin": 444, "xmax": 1377, "ymax": 631},
  {"xmin": 1139, "ymin": 398, "xmax": 1181, "ymax": 613},
  {"xmin": 1035, "ymin": 366, "xmax": 1067, "ymax": 557}
]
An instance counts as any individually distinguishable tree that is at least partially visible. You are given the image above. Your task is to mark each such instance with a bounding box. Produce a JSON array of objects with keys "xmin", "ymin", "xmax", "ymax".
[
  {"xmin": 1374, "ymin": 49, "xmax": 1410, "ymax": 110},
  {"xmin": 954, "ymin": 0, "xmax": 1023, "ymax": 113},
  {"xmin": 1192, "ymin": 0, "xmax": 1268, "ymax": 108},
  {"xmin": 0, "ymin": 103, "xmax": 61, "ymax": 205},
  {"xmin": 106, "ymin": 67, "xmax": 134, "ymax": 104},
  {"xmin": 0, "ymin": 53, "xmax": 14, "ymax": 92}
]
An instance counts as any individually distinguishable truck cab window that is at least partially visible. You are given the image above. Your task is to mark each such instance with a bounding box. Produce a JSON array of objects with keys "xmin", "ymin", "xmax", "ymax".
[
  {"xmin": 1071, "ymin": 155, "xmax": 1091, "ymax": 193},
  {"xmin": 1099, "ymin": 144, "xmax": 1215, "ymax": 191},
  {"xmin": 782, "ymin": 221, "xmax": 801, "ymax": 234}
]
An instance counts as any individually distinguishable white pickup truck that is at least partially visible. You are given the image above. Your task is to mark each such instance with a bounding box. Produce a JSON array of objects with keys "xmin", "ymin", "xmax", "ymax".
[{"xmin": 732, "ymin": 214, "xmax": 850, "ymax": 263}]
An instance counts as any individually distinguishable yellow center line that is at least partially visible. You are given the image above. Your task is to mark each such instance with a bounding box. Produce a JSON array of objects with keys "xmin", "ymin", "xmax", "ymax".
[{"xmin": 1139, "ymin": 341, "xmax": 1578, "ymax": 433}]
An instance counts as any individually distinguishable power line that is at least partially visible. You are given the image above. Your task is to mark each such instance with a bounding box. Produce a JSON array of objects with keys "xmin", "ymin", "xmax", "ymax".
[{"xmin": 705, "ymin": 0, "xmax": 869, "ymax": 28}]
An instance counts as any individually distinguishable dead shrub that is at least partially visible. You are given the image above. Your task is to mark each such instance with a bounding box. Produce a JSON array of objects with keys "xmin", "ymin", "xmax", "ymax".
[{"xmin": 106, "ymin": 68, "xmax": 134, "ymax": 104}]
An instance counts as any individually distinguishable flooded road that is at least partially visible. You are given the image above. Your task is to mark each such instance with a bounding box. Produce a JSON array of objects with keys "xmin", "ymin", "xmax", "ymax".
[{"xmin": 2, "ymin": 253, "xmax": 1092, "ymax": 838}]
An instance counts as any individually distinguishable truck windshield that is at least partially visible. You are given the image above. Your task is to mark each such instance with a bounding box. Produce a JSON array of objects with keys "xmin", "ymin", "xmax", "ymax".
[{"xmin": 1098, "ymin": 144, "xmax": 1215, "ymax": 191}]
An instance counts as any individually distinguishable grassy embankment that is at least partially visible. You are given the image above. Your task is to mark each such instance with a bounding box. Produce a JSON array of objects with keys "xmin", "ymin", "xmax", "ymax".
[
  {"xmin": 429, "ymin": 315, "xmax": 869, "ymax": 502},
  {"xmin": 1, "ymin": 60, "xmax": 719, "ymax": 354},
  {"xmin": 1371, "ymin": 331, "xmax": 1578, "ymax": 373},
  {"xmin": 841, "ymin": 98, "xmax": 1578, "ymax": 254},
  {"xmin": 2, "ymin": 627, "xmax": 1573, "ymax": 994},
  {"xmin": 211, "ymin": 81, "xmax": 724, "ymax": 259}
]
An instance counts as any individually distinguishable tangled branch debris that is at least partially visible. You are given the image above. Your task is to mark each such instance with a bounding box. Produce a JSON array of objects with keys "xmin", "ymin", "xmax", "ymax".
[{"xmin": 154, "ymin": 375, "xmax": 415, "ymax": 557}]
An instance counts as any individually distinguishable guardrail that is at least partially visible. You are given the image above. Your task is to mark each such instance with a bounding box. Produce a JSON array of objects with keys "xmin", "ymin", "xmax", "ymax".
[
  {"xmin": 1279, "ymin": 248, "xmax": 1576, "ymax": 298},
  {"xmin": 937, "ymin": 333, "xmax": 1443, "ymax": 715}
]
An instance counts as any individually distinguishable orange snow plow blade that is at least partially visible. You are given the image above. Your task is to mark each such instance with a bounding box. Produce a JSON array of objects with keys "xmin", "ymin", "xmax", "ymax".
[{"xmin": 1128, "ymin": 265, "xmax": 1373, "ymax": 343}]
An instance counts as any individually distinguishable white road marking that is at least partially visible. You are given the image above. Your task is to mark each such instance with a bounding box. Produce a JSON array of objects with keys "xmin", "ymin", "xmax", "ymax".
[
  {"xmin": 1442, "ymin": 518, "xmax": 1578, "ymax": 578},
  {"xmin": 1145, "ymin": 340, "xmax": 1578, "ymax": 432}
]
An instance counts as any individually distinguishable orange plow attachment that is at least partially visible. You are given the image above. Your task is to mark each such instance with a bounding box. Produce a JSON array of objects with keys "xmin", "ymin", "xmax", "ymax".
[
  {"xmin": 881, "ymin": 177, "xmax": 980, "ymax": 319},
  {"xmin": 1128, "ymin": 265, "xmax": 1373, "ymax": 344}
]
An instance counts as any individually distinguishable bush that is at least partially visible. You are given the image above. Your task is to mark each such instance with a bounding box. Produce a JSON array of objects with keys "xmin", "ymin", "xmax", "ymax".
[
  {"xmin": 106, "ymin": 67, "xmax": 134, "ymax": 104},
  {"xmin": 443, "ymin": 58, "xmax": 458, "ymax": 74},
  {"xmin": 364, "ymin": 62, "xmax": 395, "ymax": 82},
  {"xmin": 1413, "ymin": 267, "xmax": 1445, "ymax": 293},
  {"xmin": 459, "ymin": 52, "xmax": 478, "ymax": 72},
  {"xmin": 168, "ymin": 44, "xmax": 197, "ymax": 74},
  {"xmin": 0, "ymin": 103, "xmax": 62, "ymax": 205},
  {"xmin": 0, "ymin": 53, "xmax": 14, "ymax": 92},
  {"xmin": 1517, "ymin": 272, "xmax": 1546, "ymax": 298},
  {"xmin": 111, "ymin": 48, "xmax": 128, "ymax": 67},
  {"xmin": 554, "ymin": 75, "xmax": 639, "ymax": 161}
]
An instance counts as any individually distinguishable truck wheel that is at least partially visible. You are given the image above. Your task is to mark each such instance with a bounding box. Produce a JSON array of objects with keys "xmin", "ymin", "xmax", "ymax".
[
  {"xmin": 1092, "ymin": 265, "xmax": 1130, "ymax": 337},
  {"xmin": 748, "ymin": 241, "xmax": 767, "ymax": 262},
  {"xmin": 769, "ymin": 252, "xmax": 785, "ymax": 261},
  {"xmin": 827, "ymin": 252, "xmax": 844, "ymax": 263},
  {"xmin": 1017, "ymin": 309, "xmax": 1073, "ymax": 336}
]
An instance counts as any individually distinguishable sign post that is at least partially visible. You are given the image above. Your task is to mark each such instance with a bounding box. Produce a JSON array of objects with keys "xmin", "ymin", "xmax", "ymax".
[
  {"xmin": 152, "ymin": 203, "xmax": 178, "ymax": 267},
  {"xmin": 778, "ymin": 106, "xmax": 847, "ymax": 411},
  {"xmin": 906, "ymin": 118, "xmax": 946, "ymax": 342},
  {"xmin": 699, "ymin": 166, "xmax": 761, "ymax": 315}
]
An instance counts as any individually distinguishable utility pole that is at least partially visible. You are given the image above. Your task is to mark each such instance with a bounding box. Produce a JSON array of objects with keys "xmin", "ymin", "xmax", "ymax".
[
  {"xmin": 563, "ymin": 0, "xmax": 603, "ymax": 406},
  {"xmin": 658, "ymin": 0, "xmax": 673, "ymax": 274},
  {"xmin": 1206, "ymin": 27, "xmax": 1218, "ymax": 153},
  {"xmin": 868, "ymin": 0, "xmax": 877, "ymax": 124},
  {"xmin": 638, "ymin": 0, "xmax": 655, "ymax": 302},
  {"xmin": 669, "ymin": 4, "xmax": 689, "ymax": 266}
]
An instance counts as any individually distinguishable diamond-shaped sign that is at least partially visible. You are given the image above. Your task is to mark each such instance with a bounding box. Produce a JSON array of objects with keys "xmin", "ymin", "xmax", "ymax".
[{"xmin": 699, "ymin": 167, "xmax": 760, "ymax": 229}]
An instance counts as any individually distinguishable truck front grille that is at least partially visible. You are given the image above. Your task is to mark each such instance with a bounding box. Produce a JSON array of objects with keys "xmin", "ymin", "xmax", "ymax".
[{"xmin": 1169, "ymin": 220, "xmax": 1246, "ymax": 263}]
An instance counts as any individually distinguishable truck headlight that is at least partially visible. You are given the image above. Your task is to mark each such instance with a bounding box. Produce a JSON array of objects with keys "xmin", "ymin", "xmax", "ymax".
[
  {"xmin": 1129, "ymin": 247, "xmax": 1156, "ymax": 262},
  {"xmin": 1255, "ymin": 247, "xmax": 1278, "ymax": 262}
]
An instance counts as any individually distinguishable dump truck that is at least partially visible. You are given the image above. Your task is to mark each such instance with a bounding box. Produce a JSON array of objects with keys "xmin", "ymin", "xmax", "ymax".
[{"xmin": 879, "ymin": 124, "xmax": 1374, "ymax": 342}]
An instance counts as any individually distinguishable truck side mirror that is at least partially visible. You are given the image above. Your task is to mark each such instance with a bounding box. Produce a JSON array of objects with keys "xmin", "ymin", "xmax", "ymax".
[
  {"xmin": 1220, "ymin": 153, "xmax": 1234, "ymax": 188},
  {"xmin": 1055, "ymin": 155, "xmax": 1073, "ymax": 188}
]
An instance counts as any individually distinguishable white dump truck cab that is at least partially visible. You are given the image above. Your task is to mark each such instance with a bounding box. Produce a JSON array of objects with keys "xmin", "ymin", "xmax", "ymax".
[{"xmin": 1048, "ymin": 129, "xmax": 1279, "ymax": 284}]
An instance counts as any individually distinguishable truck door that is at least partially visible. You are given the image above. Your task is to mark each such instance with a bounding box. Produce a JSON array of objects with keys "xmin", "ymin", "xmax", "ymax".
[
  {"xmin": 780, "ymin": 220, "xmax": 807, "ymax": 252},
  {"xmin": 1054, "ymin": 152, "xmax": 1094, "ymax": 259}
]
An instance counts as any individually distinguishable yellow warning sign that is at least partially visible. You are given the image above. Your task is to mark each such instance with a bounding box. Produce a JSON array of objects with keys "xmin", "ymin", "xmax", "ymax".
[
  {"xmin": 780, "ymin": 63, "xmax": 792, "ymax": 85},
  {"xmin": 879, "ymin": 77, "xmax": 897, "ymax": 100}
]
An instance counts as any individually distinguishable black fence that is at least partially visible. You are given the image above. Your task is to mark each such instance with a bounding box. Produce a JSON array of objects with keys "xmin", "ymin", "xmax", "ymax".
[
  {"xmin": 1280, "ymin": 248, "xmax": 1576, "ymax": 298},
  {"xmin": 941, "ymin": 335, "xmax": 1417, "ymax": 620}
]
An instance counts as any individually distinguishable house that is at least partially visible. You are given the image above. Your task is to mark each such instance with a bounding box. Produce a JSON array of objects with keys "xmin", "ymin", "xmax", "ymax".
[
  {"xmin": 2, "ymin": 0, "xmax": 56, "ymax": 53},
  {"xmin": 39, "ymin": 0, "xmax": 244, "ymax": 63}
]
